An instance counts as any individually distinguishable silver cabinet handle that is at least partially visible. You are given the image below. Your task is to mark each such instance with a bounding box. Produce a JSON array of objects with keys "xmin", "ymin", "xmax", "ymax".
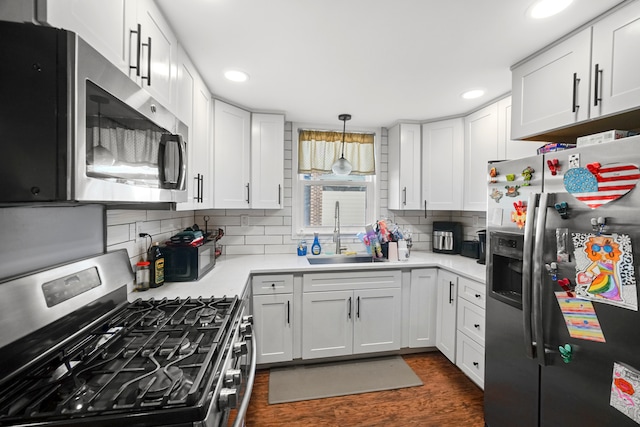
[
  {"xmin": 402, "ymin": 187, "xmax": 407, "ymax": 206},
  {"xmin": 278, "ymin": 184, "xmax": 281, "ymax": 205},
  {"xmin": 246, "ymin": 183, "xmax": 250, "ymax": 204}
]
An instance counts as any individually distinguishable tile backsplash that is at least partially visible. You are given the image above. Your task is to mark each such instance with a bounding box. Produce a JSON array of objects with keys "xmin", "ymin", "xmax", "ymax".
[{"xmin": 106, "ymin": 122, "xmax": 486, "ymax": 259}]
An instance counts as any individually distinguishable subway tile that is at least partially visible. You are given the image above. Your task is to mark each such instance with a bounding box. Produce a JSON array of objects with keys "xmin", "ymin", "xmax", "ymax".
[
  {"xmin": 225, "ymin": 245, "xmax": 265, "ymax": 255},
  {"xmin": 265, "ymin": 226, "xmax": 291, "ymax": 235},
  {"xmin": 106, "ymin": 210, "xmax": 146, "ymax": 226},
  {"xmin": 249, "ymin": 216, "xmax": 283, "ymax": 226},
  {"xmin": 226, "ymin": 226, "xmax": 265, "ymax": 236},
  {"xmin": 245, "ymin": 235, "xmax": 283, "ymax": 245},
  {"xmin": 107, "ymin": 224, "xmax": 130, "ymax": 246},
  {"xmin": 210, "ymin": 216, "xmax": 242, "ymax": 226},
  {"xmin": 219, "ymin": 235, "xmax": 245, "ymax": 245}
]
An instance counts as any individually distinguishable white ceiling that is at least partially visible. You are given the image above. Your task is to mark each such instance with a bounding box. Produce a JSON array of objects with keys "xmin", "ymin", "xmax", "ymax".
[{"xmin": 156, "ymin": 0, "xmax": 625, "ymax": 129}]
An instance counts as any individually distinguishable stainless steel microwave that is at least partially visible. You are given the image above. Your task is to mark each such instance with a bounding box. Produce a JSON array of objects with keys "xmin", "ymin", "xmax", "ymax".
[{"xmin": 0, "ymin": 21, "xmax": 187, "ymax": 204}]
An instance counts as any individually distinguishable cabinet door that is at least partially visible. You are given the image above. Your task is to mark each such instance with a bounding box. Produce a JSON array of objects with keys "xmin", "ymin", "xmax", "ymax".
[
  {"xmin": 511, "ymin": 28, "xmax": 591, "ymax": 139},
  {"xmin": 253, "ymin": 294, "xmax": 293, "ymax": 364},
  {"xmin": 353, "ymin": 288, "xmax": 401, "ymax": 354},
  {"xmin": 213, "ymin": 100, "xmax": 251, "ymax": 208},
  {"xmin": 463, "ymin": 103, "xmax": 498, "ymax": 211},
  {"xmin": 497, "ymin": 96, "xmax": 539, "ymax": 160},
  {"xmin": 36, "ymin": 0, "xmax": 134, "ymax": 73},
  {"xmin": 409, "ymin": 269, "xmax": 438, "ymax": 348},
  {"xmin": 436, "ymin": 270, "xmax": 458, "ymax": 363},
  {"xmin": 388, "ymin": 124, "xmax": 421, "ymax": 210},
  {"xmin": 456, "ymin": 332, "xmax": 485, "ymax": 389},
  {"xmin": 134, "ymin": 0, "xmax": 177, "ymax": 110},
  {"xmin": 174, "ymin": 48, "xmax": 196, "ymax": 211},
  {"xmin": 302, "ymin": 290, "xmax": 353, "ymax": 359},
  {"xmin": 251, "ymin": 113, "xmax": 284, "ymax": 209},
  {"xmin": 192, "ymin": 79, "xmax": 213, "ymax": 208},
  {"xmin": 591, "ymin": 1, "xmax": 640, "ymax": 119},
  {"xmin": 421, "ymin": 119, "xmax": 463, "ymax": 211}
]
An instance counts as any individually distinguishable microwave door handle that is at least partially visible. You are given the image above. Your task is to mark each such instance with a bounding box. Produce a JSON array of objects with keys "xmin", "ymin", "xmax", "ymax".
[
  {"xmin": 533, "ymin": 192, "xmax": 549, "ymax": 366},
  {"xmin": 522, "ymin": 191, "xmax": 539, "ymax": 359}
]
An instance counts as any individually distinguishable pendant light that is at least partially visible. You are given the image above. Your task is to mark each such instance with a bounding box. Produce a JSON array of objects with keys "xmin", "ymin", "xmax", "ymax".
[{"xmin": 332, "ymin": 114, "xmax": 353, "ymax": 175}]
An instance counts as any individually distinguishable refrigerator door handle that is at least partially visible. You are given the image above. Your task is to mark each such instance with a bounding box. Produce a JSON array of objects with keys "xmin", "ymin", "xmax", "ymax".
[
  {"xmin": 522, "ymin": 191, "xmax": 539, "ymax": 359},
  {"xmin": 533, "ymin": 191, "xmax": 550, "ymax": 366}
]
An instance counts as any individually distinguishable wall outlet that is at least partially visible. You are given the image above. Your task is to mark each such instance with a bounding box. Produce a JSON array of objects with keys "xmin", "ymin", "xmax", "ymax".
[
  {"xmin": 241, "ymin": 215, "xmax": 249, "ymax": 226},
  {"xmin": 135, "ymin": 222, "xmax": 144, "ymax": 242}
]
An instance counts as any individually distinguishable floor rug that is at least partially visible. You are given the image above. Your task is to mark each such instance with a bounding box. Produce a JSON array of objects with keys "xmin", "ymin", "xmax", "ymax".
[{"xmin": 268, "ymin": 355, "xmax": 423, "ymax": 404}]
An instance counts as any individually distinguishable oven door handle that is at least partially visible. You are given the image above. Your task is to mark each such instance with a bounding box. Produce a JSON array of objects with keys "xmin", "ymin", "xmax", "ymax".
[{"xmin": 232, "ymin": 331, "xmax": 257, "ymax": 427}]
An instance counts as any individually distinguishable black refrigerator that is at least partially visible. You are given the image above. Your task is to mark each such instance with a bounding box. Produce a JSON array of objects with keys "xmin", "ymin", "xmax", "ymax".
[{"xmin": 484, "ymin": 135, "xmax": 640, "ymax": 427}]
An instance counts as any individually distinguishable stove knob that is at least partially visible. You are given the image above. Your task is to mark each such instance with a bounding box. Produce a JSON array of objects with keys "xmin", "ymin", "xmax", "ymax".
[
  {"xmin": 242, "ymin": 314, "xmax": 254, "ymax": 324},
  {"xmin": 225, "ymin": 369, "xmax": 242, "ymax": 386},
  {"xmin": 218, "ymin": 388, "xmax": 238, "ymax": 410},
  {"xmin": 240, "ymin": 322, "xmax": 252, "ymax": 335},
  {"xmin": 233, "ymin": 341, "xmax": 248, "ymax": 356}
]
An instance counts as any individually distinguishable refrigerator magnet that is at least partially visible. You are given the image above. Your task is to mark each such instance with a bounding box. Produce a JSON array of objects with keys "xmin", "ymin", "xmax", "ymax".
[
  {"xmin": 563, "ymin": 162, "xmax": 640, "ymax": 209},
  {"xmin": 571, "ymin": 232, "xmax": 638, "ymax": 311}
]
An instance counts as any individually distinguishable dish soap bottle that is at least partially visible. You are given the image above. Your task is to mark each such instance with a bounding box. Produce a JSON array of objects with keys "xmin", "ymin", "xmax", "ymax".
[{"xmin": 311, "ymin": 232, "xmax": 322, "ymax": 255}]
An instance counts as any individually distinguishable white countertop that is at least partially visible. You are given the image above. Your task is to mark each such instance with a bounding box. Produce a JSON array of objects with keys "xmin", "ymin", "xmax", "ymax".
[{"xmin": 128, "ymin": 251, "xmax": 487, "ymax": 301}]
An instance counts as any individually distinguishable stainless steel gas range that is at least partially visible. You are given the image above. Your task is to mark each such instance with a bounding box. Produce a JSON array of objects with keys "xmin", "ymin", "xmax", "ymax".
[{"xmin": 0, "ymin": 250, "xmax": 255, "ymax": 427}]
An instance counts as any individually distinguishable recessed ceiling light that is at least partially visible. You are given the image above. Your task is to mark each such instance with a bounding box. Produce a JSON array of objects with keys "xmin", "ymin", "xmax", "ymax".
[
  {"xmin": 529, "ymin": 0, "xmax": 573, "ymax": 19},
  {"xmin": 461, "ymin": 89, "xmax": 485, "ymax": 100},
  {"xmin": 224, "ymin": 70, "xmax": 249, "ymax": 82}
]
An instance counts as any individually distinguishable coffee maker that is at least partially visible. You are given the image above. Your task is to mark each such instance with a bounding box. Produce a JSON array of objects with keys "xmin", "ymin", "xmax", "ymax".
[{"xmin": 432, "ymin": 221, "xmax": 462, "ymax": 254}]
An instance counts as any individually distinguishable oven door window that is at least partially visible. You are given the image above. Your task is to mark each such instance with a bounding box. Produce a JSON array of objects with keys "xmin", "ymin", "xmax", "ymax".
[{"xmin": 85, "ymin": 81, "xmax": 171, "ymax": 188}]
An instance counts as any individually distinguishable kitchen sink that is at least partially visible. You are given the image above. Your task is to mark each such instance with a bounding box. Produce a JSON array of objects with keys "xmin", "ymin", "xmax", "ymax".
[{"xmin": 306, "ymin": 254, "xmax": 374, "ymax": 264}]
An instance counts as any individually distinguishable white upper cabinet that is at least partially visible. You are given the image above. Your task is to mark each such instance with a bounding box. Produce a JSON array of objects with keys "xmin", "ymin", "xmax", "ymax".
[
  {"xmin": 511, "ymin": 28, "xmax": 591, "ymax": 140},
  {"xmin": 388, "ymin": 123, "xmax": 421, "ymax": 210},
  {"xmin": 496, "ymin": 96, "xmax": 539, "ymax": 160},
  {"xmin": 591, "ymin": 1, "xmax": 640, "ymax": 119},
  {"xmin": 464, "ymin": 103, "xmax": 499, "ymax": 211},
  {"xmin": 421, "ymin": 118, "xmax": 464, "ymax": 211},
  {"xmin": 251, "ymin": 114, "xmax": 285, "ymax": 209},
  {"xmin": 213, "ymin": 100, "xmax": 251, "ymax": 208},
  {"xmin": 129, "ymin": 0, "xmax": 177, "ymax": 111},
  {"xmin": 175, "ymin": 47, "xmax": 213, "ymax": 211},
  {"xmin": 512, "ymin": 1, "xmax": 640, "ymax": 140},
  {"xmin": 34, "ymin": 0, "xmax": 135, "ymax": 72},
  {"xmin": 213, "ymin": 102, "xmax": 284, "ymax": 209},
  {"xmin": 31, "ymin": 0, "xmax": 177, "ymax": 113}
]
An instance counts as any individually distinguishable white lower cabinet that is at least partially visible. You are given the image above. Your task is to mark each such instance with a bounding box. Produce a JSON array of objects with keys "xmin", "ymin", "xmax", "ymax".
[
  {"xmin": 435, "ymin": 270, "xmax": 458, "ymax": 363},
  {"xmin": 301, "ymin": 271, "xmax": 402, "ymax": 360},
  {"xmin": 252, "ymin": 275, "xmax": 294, "ymax": 364},
  {"xmin": 408, "ymin": 269, "xmax": 438, "ymax": 348},
  {"xmin": 455, "ymin": 276, "xmax": 486, "ymax": 389}
]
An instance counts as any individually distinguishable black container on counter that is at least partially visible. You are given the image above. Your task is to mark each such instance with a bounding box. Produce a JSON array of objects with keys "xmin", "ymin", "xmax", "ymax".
[{"xmin": 148, "ymin": 242, "xmax": 165, "ymax": 288}]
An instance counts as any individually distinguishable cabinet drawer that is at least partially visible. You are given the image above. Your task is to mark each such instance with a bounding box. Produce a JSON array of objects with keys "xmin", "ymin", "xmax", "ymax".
[
  {"xmin": 458, "ymin": 276, "xmax": 485, "ymax": 309},
  {"xmin": 303, "ymin": 270, "xmax": 401, "ymax": 292},
  {"xmin": 457, "ymin": 298, "xmax": 485, "ymax": 346},
  {"xmin": 252, "ymin": 274, "xmax": 294, "ymax": 295},
  {"xmin": 456, "ymin": 332, "xmax": 485, "ymax": 389}
]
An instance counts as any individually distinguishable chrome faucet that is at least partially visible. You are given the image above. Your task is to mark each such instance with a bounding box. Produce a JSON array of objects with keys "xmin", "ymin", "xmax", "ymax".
[{"xmin": 334, "ymin": 201, "xmax": 342, "ymax": 254}]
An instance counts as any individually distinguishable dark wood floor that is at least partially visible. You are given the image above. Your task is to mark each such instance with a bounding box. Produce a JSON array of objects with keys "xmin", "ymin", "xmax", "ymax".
[{"xmin": 242, "ymin": 352, "xmax": 485, "ymax": 427}]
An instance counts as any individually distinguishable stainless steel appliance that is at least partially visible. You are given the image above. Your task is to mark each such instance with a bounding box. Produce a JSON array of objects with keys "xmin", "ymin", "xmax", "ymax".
[
  {"xmin": 0, "ymin": 21, "xmax": 187, "ymax": 204},
  {"xmin": 164, "ymin": 240, "xmax": 217, "ymax": 282},
  {"xmin": 432, "ymin": 221, "xmax": 462, "ymax": 254},
  {"xmin": 485, "ymin": 135, "xmax": 640, "ymax": 427},
  {"xmin": 0, "ymin": 250, "xmax": 255, "ymax": 426}
]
